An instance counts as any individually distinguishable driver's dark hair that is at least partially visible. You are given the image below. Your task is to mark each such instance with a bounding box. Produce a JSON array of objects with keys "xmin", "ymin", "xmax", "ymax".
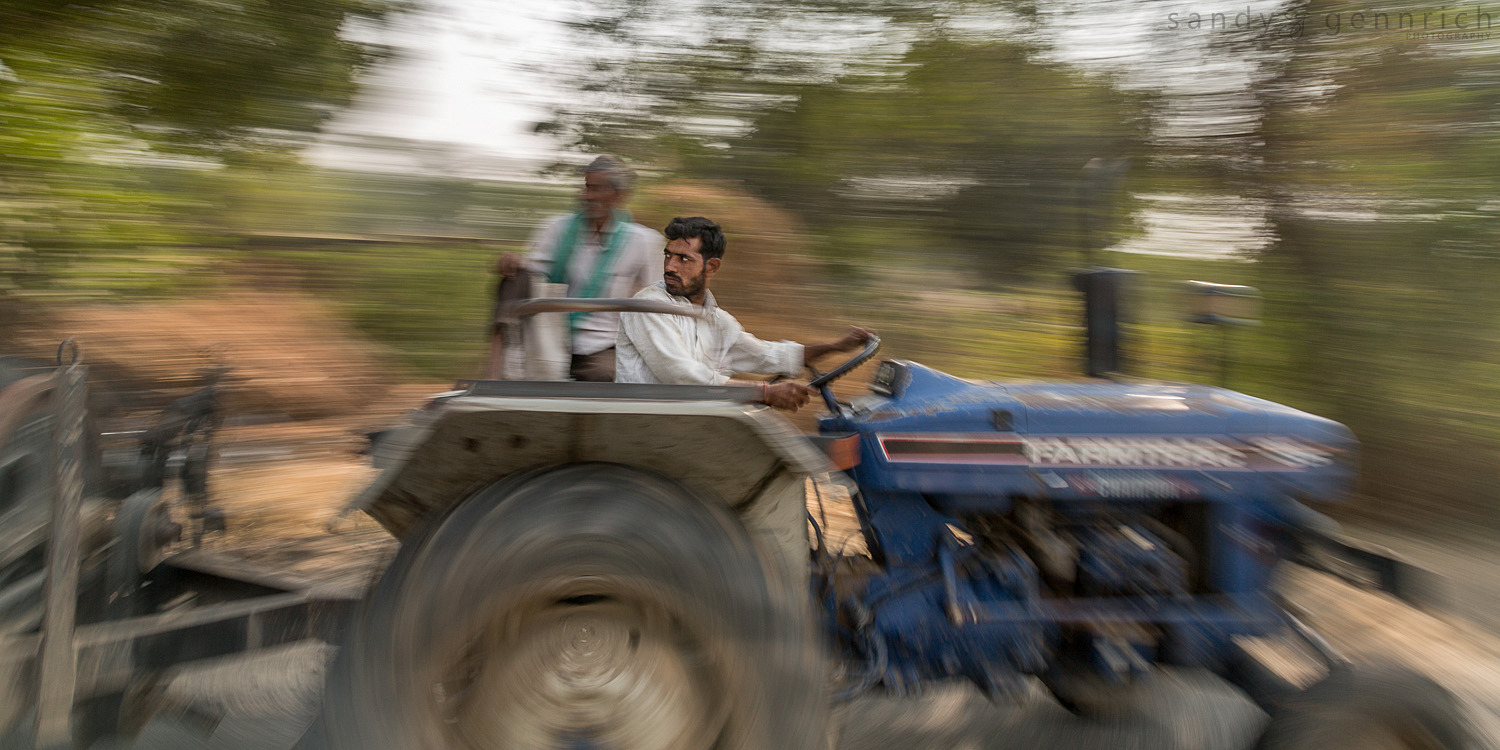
[{"xmin": 664, "ymin": 216, "xmax": 726, "ymax": 260}]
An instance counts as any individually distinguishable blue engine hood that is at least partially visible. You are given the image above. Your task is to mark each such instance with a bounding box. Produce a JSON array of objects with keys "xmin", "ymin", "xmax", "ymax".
[{"xmin": 822, "ymin": 360, "xmax": 1357, "ymax": 508}]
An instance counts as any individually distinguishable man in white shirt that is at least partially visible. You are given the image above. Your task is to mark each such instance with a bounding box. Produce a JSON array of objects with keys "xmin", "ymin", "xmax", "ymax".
[
  {"xmin": 493, "ymin": 155, "xmax": 663, "ymax": 381},
  {"xmin": 616, "ymin": 216, "xmax": 874, "ymax": 412}
]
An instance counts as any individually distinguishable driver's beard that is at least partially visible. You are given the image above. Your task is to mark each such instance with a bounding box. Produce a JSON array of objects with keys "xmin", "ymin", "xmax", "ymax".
[{"xmin": 670, "ymin": 271, "xmax": 706, "ymax": 299}]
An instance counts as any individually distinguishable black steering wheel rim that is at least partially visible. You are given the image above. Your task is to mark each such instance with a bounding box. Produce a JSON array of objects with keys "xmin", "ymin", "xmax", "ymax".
[{"xmin": 808, "ymin": 335, "xmax": 881, "ymax": 390}]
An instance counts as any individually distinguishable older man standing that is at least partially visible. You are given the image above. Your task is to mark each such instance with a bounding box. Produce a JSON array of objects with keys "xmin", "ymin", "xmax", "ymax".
[{"xmin": 493, "ymin": 155, "xmax": 662, "ymax": 381}]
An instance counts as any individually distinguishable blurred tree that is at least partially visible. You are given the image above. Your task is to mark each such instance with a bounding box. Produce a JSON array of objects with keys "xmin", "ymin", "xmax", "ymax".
[
  {"xmin": 1, "ymin": 0, "xmax": 401, "ymax": 155},
  {"xmin": 0, "ymin": 0, "xmax": 404, "ymax": 296},
  {"xmin": 727, "ymin": 39, "xmax": 1150, "ymax": 278},
  {"xmin": 536, "ymin": 1, "xmax": 1147, "ymax": 279},
  {"xmin": 1195, "ymin": 0, "xmax": 1500, "ymax": 516}
]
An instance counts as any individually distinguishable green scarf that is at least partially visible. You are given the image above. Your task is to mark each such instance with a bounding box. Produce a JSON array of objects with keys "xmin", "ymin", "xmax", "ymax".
[{"xmin": 548, "ymin": 209, "xmax": 632, "ymax": 332}]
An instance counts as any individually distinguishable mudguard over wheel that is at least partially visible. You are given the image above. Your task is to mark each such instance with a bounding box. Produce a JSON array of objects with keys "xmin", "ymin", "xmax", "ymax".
[
  {"xmin": 310, "ymin": 463, "xmax": 827, "ymax": 750},
  {"xmin": 1256, "ymin": 666, "xmax": 1477, "ymax": 750}
]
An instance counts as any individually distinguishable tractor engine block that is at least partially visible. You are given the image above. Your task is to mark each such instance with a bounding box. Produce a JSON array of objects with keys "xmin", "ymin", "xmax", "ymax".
[
  {"xmin": 845, "ymin": 542, "xmax": 1054, "ymax": 698},
  {"xmin": 826, "ymin": 505, "xmax": 1199, "ymax": 697},
  {"xmin": 1070, "ymin": 522, "xmax": 1189, "ymax": 599}
]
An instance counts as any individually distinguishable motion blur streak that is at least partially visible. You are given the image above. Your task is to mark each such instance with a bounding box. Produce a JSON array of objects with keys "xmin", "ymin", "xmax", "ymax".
[{"xmin": 2, "ymin": 0, "xmax": 1500, "ymax": 748}]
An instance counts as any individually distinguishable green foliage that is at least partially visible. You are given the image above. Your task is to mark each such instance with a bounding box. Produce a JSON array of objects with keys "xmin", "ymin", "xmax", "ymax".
[
  {"xmin": 161, "ymin": 175, "xmax": 569, "ymax": 375},
  {"xmin": 1199, "ymin": 0, "xmax": 1500, "ymax": 515},
  {"xmin": 725, "ymin": 39, "xmax": 1151, "ymax": 278},
  {"xmin": 2, "ymin": 0, "xmax": 400, "ymax": 141},
  {"xmin": 257, "ymin": 242, "xmax": 502, "ymax": 375},
  {"xmin": 108, "ymin": 0, "xmax": 398, "ymax": 154},
  {"xmin": 0, "ymin": 0, "xmax": 404, "ymax": 296}
]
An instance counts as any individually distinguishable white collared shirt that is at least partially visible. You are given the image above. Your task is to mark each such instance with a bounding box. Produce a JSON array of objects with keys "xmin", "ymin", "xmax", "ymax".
[
  {"xmin": 615, "ymin": 282, "xmax": 804, "ymax": 384},
  {"xmin": 524, "ymin": 214, "xmax": 664, "ymax": 355}
]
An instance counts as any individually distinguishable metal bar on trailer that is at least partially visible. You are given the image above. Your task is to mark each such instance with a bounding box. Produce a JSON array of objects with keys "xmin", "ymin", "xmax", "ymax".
[
  {"xmin": 507, "ymin": 298, "xmax": 703, "ymax": 319},
  {"xmin": 157, "ymin": 550, "xmax": 349, "ymax": 602},
  {"xmin": 0, "ymin": 586, "xmax": 357, "ymax": 701},
  {"xmin": 454, "ymin": 379, "xmax": 764, "ymax": 403},
  {"xmin": 35, "ymin": 361, "xmax": 85, "ymax": 749}
]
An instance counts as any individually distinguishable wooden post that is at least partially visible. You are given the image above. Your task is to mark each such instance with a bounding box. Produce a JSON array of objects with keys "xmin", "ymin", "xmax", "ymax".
[{"xmin": 35, "ymin": 360, "xmax": 86, "ymax": 749}]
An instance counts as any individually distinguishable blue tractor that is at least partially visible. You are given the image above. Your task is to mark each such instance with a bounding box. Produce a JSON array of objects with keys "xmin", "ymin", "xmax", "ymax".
[
  {"xmin": 308, "ymin": 273, "xmax": 1476, "ymax": 750},
  {"xmin": 817, "ymin": 358, "xmax": 1354, "ymax": 696}
]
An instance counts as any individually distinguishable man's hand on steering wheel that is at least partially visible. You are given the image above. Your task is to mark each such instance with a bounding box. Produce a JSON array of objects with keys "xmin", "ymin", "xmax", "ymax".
[
  {"xmin": 808, "ymin": 327, "xmax": 881, "ymax": 408},
  {"xmin": 758, "ymin": 326, "xmax": 878, "ymax": 413},
  {"xmin": 833, "ymin": 326, "xmax": 876, "ymax": 353},
  {"xmin": 804, "ymin": 326, "xmax": 878, "ymax": 363},
  {"xmin": 759, "ymin": 381, "xmax": 813, "ymax": 411}
]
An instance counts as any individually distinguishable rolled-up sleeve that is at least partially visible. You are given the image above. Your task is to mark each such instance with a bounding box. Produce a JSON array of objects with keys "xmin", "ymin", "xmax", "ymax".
[
  {"xmin": 724, "ymin": 331, "xmax": 804, "ymax": 379},
  {"xmin": 618, "ymin": 310, "xmax": 729, "ymax": 385}
]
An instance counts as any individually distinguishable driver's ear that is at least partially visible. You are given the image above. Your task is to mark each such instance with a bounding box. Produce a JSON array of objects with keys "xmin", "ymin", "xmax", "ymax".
[{"xmin": 704, "ymin": 257, "xmax": 721, "ymax": 279}]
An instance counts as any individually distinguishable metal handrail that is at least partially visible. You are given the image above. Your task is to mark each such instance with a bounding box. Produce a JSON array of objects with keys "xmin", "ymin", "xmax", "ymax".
[{"xmin": 506, "ymin": 297, "xmax": 703, "ymax": 319}]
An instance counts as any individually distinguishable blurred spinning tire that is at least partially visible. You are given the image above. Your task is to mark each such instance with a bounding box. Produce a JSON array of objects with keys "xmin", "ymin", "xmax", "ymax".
[
  {"xmin": 1255, "ymin": 666, "xmax": 1478, "ymax": 750},
  {"xmin": 307, "ymin": 463, "xmax": 827, "ymax": 750}
]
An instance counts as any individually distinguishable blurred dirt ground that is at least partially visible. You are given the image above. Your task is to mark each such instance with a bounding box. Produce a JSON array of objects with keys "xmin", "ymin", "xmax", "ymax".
[{"xmin": 5, "ymin": 292, "xmax": 401, "ymax": 420}]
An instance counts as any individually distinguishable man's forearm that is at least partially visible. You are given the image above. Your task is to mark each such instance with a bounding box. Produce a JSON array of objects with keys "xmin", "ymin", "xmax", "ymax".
[
  {"xmin": 727, "ymin": 380, "xmax": 810, "ymax": 410},
  {"xmin": 726, "ymin": 379, "xmax": 773, "ymax": 403},
  {"xmin": 803, "ymin": 341, "xmax": 840, "ymax": 362}
]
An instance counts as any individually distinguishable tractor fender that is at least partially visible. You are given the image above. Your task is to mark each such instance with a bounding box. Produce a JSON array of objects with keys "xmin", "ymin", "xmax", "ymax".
[{"xmin": 346, "ymin": 395, "xmax": 831, "ymax": 585}]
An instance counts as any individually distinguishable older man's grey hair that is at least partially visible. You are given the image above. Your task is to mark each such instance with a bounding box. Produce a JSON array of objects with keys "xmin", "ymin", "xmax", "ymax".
[{"xmin": 584, "ymin": 155, "xmax": 636, "ymax": 193}]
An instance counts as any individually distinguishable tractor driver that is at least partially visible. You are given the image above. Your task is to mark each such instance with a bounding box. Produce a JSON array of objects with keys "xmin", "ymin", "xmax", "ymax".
[{"xmin": 615, "ymin": 216, "xmax": 874, "ymax": 412}]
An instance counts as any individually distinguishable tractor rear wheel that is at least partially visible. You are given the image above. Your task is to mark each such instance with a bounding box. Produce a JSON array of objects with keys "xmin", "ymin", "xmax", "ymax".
[
  {"xmin": 309, "ymin": 463, "xmax": 827, "ymax": 750},
  {"xmin": 1255, "ymin": 666, "xmax": 1477, "ymax": 750}
]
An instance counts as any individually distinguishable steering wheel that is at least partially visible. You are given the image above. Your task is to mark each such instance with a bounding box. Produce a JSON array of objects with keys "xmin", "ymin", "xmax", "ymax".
[{"xmin": 808, "ymin": 335, "xmax": 881, "ymax": 412}]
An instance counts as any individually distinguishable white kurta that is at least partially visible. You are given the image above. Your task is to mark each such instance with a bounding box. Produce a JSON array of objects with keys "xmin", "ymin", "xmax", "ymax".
[
  {"xmin": 523, "ymin": 214, "xmax": 664, "ymax": 355},
  {"xmin": 615, "ymin": 282, "xmax": 804, "ymax": 385}
]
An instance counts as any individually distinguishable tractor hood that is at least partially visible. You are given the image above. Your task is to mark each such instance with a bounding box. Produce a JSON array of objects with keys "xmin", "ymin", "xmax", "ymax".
[{"xmin": 823, "ymin": 360, "xmax": 1356, "ymax": 509}]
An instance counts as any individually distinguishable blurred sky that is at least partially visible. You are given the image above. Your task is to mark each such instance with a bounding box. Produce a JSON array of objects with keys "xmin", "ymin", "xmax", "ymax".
[{"xmin": 308, "ymin": 0, "xmax": 571, "ymax": 177}]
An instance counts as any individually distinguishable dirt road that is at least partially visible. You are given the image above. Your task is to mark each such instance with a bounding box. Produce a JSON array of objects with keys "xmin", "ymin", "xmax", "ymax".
[{"xmin": 108, "ymin": 432, "xmax": 1500, "ymax": 749}]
